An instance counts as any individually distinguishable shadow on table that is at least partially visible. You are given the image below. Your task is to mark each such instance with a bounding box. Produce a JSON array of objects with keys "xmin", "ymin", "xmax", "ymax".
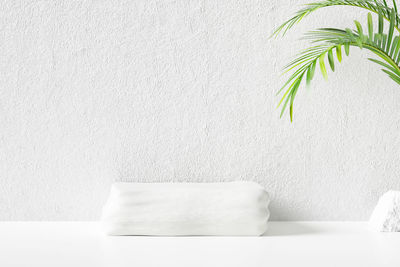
[{"xmin": 264, "ymin": 222, "xmax": 322, "ymax": 236}]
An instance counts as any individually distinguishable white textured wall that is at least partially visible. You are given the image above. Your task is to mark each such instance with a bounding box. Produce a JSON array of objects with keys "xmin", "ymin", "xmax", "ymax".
[{"xmin": 1, "ymin": 0, "xmax": 399, "ymax": 221}]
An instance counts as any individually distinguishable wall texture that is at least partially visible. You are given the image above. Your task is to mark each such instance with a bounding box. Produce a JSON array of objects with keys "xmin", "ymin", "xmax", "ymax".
[{"xmin": 1, "ymin": 0, "xmax": 399, "ymax": 220}]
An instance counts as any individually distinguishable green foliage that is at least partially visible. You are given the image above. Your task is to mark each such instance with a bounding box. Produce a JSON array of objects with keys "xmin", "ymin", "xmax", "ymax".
[
  {"xmin": 274, "ymin": 0, "xmax": 400, "ymax": 121},
  {"xmin": 272, "ymin": 0, "xmax": 400, "ymax": 37}
]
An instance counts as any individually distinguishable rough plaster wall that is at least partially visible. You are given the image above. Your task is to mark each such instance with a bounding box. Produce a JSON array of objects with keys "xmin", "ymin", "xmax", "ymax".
[{"xmin": 0, "ymin": 0, "xmax": 399, "ymax": 221}]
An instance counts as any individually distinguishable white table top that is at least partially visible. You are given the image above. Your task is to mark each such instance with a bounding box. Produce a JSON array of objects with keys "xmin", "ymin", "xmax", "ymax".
[{"xmin": 0, "ymin": 222, "xmax": 399, "ymax": 267}]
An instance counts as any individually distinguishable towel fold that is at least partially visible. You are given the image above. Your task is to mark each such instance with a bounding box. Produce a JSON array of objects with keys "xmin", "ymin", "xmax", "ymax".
[{"xmin": 101, "ymin": 181, "xmax": 269, "ymax": 236}]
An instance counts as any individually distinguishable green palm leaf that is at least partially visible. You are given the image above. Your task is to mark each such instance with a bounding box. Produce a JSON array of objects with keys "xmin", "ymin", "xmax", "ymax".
[
  {"xmin": 328, "ymin": 49, "xmax": 335, "ymax": 71},
  {"xmin": 336, "ymin": 45, "xmax": 342, "ymax": 62},
  {"xmin": 272, "ymin": 0, "xmax": 400, "ymax": 37},
  {"xmin": 319, "ymin": 53, "xmax": 328, "ymax": 79},
  {"xmin": 277, "ymin": 10, "xmax": 400, "ymax": 120}
]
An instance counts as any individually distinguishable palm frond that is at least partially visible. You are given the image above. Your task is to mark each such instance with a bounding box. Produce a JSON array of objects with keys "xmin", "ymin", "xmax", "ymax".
[
  {"xmin": 278, "ymin": 10, "xmax": 400, "ymax": 121},
  {"xmin": 272, "ymin": 0, "xmax": 400, "ymax": 37}
]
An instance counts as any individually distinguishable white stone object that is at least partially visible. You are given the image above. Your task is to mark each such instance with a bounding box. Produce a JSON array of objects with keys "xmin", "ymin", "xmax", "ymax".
[{"xmin": 369, "ymin": 191, "xmax": 400, "ymax": 232}]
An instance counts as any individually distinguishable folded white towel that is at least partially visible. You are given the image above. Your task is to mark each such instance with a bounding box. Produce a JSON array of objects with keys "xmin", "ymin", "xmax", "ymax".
[{"xmin": 101, "ymin": 181, "xmax": 269, "ymax": 236}]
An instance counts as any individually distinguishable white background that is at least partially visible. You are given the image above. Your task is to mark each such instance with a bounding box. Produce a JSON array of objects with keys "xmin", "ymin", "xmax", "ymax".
[{"xmin": 1, "ymin": 0, "xmax": 399, "ymax": 220}]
